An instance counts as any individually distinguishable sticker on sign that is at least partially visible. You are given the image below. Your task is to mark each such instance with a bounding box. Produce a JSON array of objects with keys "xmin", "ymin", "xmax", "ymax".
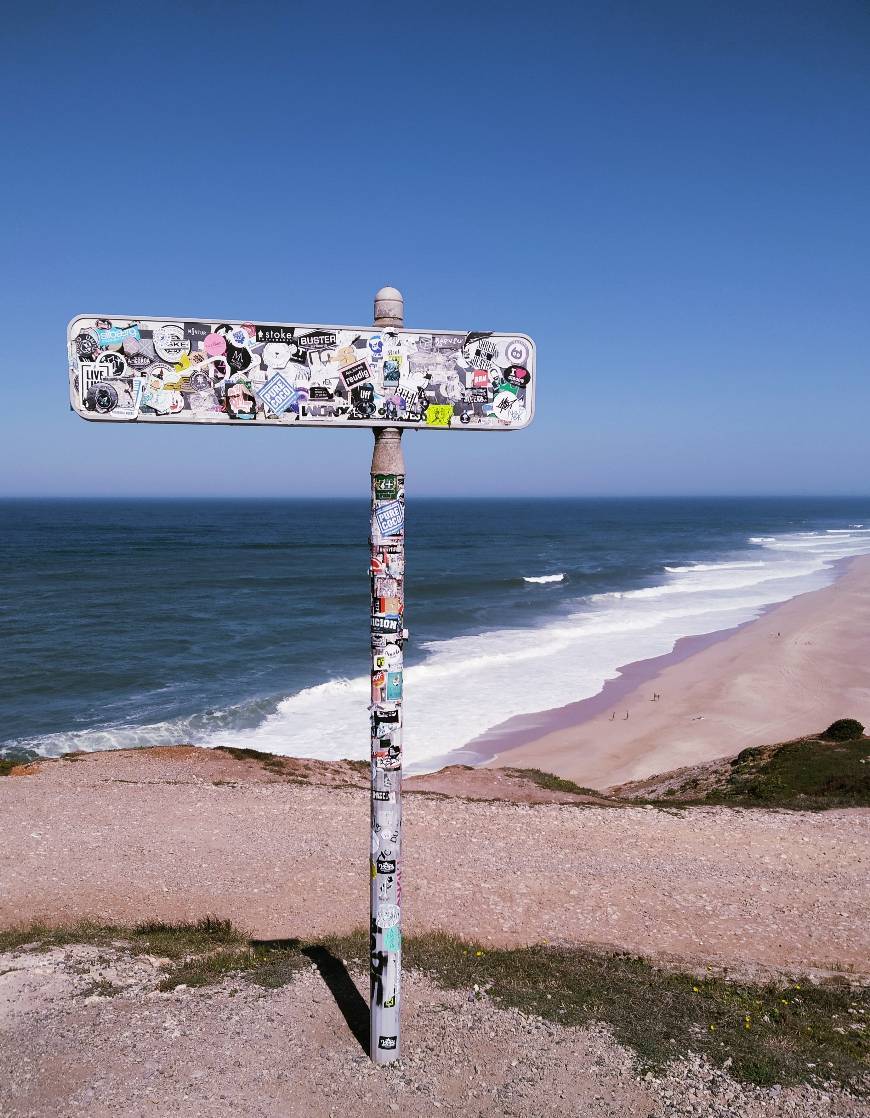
[{"xmin": 67, "ymin": 316, "xmax": 535, "ymax": 431}]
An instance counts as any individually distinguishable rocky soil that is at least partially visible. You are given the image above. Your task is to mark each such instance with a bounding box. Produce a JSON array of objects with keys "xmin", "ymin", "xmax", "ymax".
[
  {"xmin": 1, "ymin": 746, "xmax": 868, "ymax": 1117},
  {"xmin": 2, "ymin": 943, "xmax": 867, "ymax": 1118},
  {"xmin": 2, "ymin": 748, "xmax": 867, "ymax": 974}
]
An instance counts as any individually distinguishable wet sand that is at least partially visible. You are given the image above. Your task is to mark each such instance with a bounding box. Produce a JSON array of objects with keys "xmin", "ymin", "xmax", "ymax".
[{"xmin": 482, "ymin": 555, "xmax": 870, "ymax": 789}]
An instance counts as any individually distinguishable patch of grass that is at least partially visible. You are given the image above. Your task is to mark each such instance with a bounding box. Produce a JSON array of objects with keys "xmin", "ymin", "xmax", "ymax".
[
  {"xmin": 0, "ymin": 920, "xmax": 122, "ymax": 953},
  {"xmin": 4, "ymin": 920, "xmax": 867, "ymax": 1091},
  {"xmin": 0, "ymin": 747, "xmax": 40, "ymax": 775},
  {"xmin": 132, "ymin": 916, "xmax": 243, "ymax": 959},
  {"xmin": 502, "ymin": 767, "xmax": 602, "ymax": 797},
  {"xmin": 708, "ymin": 737, "xmax": 870, "ymax": 809},
  {"xmin": 81, "ymin": 977, "xmax": 124, "ymax": 998},
  {"xmin": 214, "ymin": 745, "xmax": 299, "ymax": 778},
  {"xmin": 340, "ymin": 760, "xmax": 370, "ymax": 773},
  {"xmin": 156, "ymin": 948, "xmax": 257, "ymax": 991},
  {"xmin": 370, "ymin": 932, "xmax": 864, "ymax": 1092},
  {"xmin": 0, "ymin": 916, "xmax": 242, "ymax": 959}
]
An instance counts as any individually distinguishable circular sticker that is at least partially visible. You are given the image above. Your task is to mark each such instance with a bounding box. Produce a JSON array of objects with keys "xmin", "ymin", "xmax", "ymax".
[
  {"xmin": 204, "ymin": 332, "xmax": 227, "ymax": 357},
  {"xmin": 505, "ymin": 338, "xmax": 530, "ymax": 366},
  {"xmin": 493, "ymin": 388, "xmax": 518, "ymax": 417},
  {"xmin": 493, "ymin": 391, "xmax": 528, "ymax": 426},
  {"xmin": 75, "ymin": 331, "xmax": 100, "ymax": 360},
  {"xmin": 376, "ymin": 903, "xmax": 401, "ymax": 929},
  {"xmin": 153, "ymin": 324, "xmax": 190, "ymax": 364},
  {"xmin": 188, "ymin": 369, "xmax": 212, "ymax": 391},
  {"xmin": 504, "ymin": 365, "xmax": 531, "ymax": 389},
  {"xmin": 96, "ymin": 351, "xmax": 127, "ymax": 378},
  {"xmin": 84, "ymin": 381, "xmax": 119, "ymax": 413}
]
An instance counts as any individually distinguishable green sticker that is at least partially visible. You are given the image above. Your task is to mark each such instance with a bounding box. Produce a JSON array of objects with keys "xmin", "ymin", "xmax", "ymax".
[{"xmin": 374, "ymin": 473, "xmax": 400, "ymax": 499}]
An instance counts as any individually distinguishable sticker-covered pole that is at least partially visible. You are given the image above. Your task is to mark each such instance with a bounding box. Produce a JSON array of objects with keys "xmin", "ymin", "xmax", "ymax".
[{"xmin": 369, "ymin": 287, "xmax": 405, "ymax": 1064}]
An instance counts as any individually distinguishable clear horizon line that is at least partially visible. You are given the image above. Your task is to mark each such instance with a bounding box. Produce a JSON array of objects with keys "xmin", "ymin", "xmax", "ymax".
[{"xmin": 1, "ymin": 493, "xmax": 869, "ymax": 502}]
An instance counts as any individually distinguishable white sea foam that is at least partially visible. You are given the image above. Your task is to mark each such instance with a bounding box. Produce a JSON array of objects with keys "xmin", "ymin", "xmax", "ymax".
[
  {"xmin": 19, "ymin": 525, "xmax": 870, "ymax": 771},
  {"xmin": 664, "ymin": 561, "xmax": 765, "ymax": 573},
  {"xmin": 208, "ymin": 526, "xmax": 868, "ymax": 770},
  {"xmin": 523, "ymin": 573, "xmax": 565, "ymax": 584}
]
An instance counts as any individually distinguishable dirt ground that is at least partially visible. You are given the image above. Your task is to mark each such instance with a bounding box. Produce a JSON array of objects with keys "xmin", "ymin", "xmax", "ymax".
[
  {"xmin": 1, "ymin": 747, "xmax": 868, "ymax": 975},
  {"xmin": 2, "ymin": 747, "xmax": 869, "ymax": 1117},
  {"xmin": 2, "ymin": 944, "xmax": 867, "ymax": 1118}
]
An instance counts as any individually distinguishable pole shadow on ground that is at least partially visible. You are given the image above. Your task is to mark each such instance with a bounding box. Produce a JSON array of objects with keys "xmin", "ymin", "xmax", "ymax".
[
  {"xmin": 302, "ymin": 945, "xmax": 369, "ymax": 1053},
  {"xmin": 251, "ymin": 939, "xmax": 369, "ymax": 1053}
]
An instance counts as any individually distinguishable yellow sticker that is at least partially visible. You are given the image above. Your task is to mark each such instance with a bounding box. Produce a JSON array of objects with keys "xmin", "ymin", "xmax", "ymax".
[{"xmin": 425, "ymin": 404, "xmax": 453, "ymax": 427}]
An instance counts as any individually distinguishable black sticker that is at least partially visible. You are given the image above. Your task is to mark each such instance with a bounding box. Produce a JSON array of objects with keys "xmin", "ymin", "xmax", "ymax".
[
  {"xmin": 301, "ymin": 401, "xmax": 350, "ymax": 418},
  {"xmin": 185, "ymin": 322, "xmax": 211, "ymax": 347},
  {"xmin": 74, "ymin": 331, "xmax": 100, "ymax": 360},
  {"xmin": 504, "ymin": 365, "xmax": 531, "ymax": 388},
  {"xmin": 371, "ymin": 614, "xmax": 401, "ymax": 634},
  {"xmin": 376, "ymin": 854, "xmax": 397, "ymax": 875},
  {"xmin": 84, "ymin": 381, "xmax": 119, "ymax": 413},
  {"xmin": 378, "ymin": 1036, "xmax": 397, "ymax": 1050},
  {"xmin": 124, "ymin": 348, "xmax": 152, "ymax": 371},
  {"xmin": 308, "ymin": 385, "xmax": 334, "ymax": 401},
  {"xmin": 254, "ymin": 324, "xmax": 297, "ymax": 344},
  {"xmin": 341, "ymin": 361, "xmax": 370, "ymax": 390},
  {"xmin": 98, "ymin": 352, "xmax": 126, "ymax": 378},
  {"xmin": 298, "ymin": 330, "xmax": 338, "ymax": 351}
]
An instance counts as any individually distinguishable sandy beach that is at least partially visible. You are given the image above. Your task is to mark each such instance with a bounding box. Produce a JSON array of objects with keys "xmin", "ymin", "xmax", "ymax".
[{"xmin": 482, "ymin": 555, "xmax": 870, "ymax": 789}]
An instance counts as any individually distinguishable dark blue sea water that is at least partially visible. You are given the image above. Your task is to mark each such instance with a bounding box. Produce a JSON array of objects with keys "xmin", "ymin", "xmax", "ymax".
[{"xmin": 2, "ymin": 498, "xmax": 869, "ymax": 767}]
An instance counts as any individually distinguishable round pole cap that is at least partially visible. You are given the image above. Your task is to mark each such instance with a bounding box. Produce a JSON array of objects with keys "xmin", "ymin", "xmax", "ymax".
[{"xmin": 374, "ymin": 287, "xmax": 404, "ymax": 327}]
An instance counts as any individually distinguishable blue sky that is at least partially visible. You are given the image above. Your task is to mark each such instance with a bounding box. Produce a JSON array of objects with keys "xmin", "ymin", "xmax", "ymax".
[{"xmin": 2, "ymin": 0, "xmax": 867, "ymax": 497}]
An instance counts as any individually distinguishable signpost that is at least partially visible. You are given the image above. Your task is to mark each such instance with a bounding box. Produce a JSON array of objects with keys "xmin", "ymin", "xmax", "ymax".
[{"xmin": 67, "ymin": 289, "xmax": 536, "ymax": 1064}]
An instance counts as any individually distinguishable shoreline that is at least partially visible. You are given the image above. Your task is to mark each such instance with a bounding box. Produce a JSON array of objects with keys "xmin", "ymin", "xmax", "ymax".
[{"xmin": 471, "ymin": 554, "xmax": 870, "ymax": 788}]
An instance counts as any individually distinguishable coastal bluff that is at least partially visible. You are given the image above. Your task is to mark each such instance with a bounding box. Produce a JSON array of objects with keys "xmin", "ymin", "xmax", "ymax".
[{"xmin": 3, "ymin": 743, "xmax": 867, "ymax": 977}]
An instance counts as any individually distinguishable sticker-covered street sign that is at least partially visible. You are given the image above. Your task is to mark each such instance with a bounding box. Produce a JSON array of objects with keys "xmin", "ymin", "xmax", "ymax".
[
  {"xmin": 67, "ymin": 316, "xmax": 536, "ymax": 431},
  {"xmin": 68, "ymin": 286, "xmax": 536, "ymax": 1070}
]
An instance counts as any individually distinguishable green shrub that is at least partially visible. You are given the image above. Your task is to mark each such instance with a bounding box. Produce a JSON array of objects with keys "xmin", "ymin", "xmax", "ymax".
[{"xmin": 822, "ymin": 719, "xmax": 865, "ymax": 742}]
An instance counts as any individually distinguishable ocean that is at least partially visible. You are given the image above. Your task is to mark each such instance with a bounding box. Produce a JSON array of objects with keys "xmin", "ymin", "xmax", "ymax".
[{"xmin": 2, "ymin": 497, "xmax": 869, "ymax": 771}]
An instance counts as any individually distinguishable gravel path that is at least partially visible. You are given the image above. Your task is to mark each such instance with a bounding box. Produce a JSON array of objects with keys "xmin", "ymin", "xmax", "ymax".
[
  {"xmin": 2, "ymin": 944, "xmax": 867, "ymax": 1118},
  {"xmin": 1, "ymin": 749, "xmax": 868, "ymax": 976}
]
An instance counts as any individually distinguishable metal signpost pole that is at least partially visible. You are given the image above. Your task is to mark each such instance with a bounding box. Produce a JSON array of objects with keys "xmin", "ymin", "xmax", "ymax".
[
  {"xmin": 67, "ymin": 298, "xmax": 535, "ymax": 1070},
  {"xmin": 369, "ymin": 287, "xmax": 405, "ymax": 1064}
]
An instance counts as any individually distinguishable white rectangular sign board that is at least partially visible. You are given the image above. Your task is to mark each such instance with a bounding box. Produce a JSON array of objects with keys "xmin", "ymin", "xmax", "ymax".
[{"xmin": 68, "ymin": 316, "xmax": 535, "ymax": 431}]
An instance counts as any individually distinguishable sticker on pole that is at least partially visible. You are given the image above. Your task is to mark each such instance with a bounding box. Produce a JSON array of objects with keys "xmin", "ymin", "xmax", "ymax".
[{"xmin": 67, "ymin": 317, "xmax": 536, "ymax": 431}]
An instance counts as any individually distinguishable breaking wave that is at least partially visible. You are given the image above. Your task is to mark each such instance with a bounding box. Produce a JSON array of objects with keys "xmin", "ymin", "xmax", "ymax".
[{"xmin": 15, "ymin": 524, "xmax": 870, "ymax": 773}]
